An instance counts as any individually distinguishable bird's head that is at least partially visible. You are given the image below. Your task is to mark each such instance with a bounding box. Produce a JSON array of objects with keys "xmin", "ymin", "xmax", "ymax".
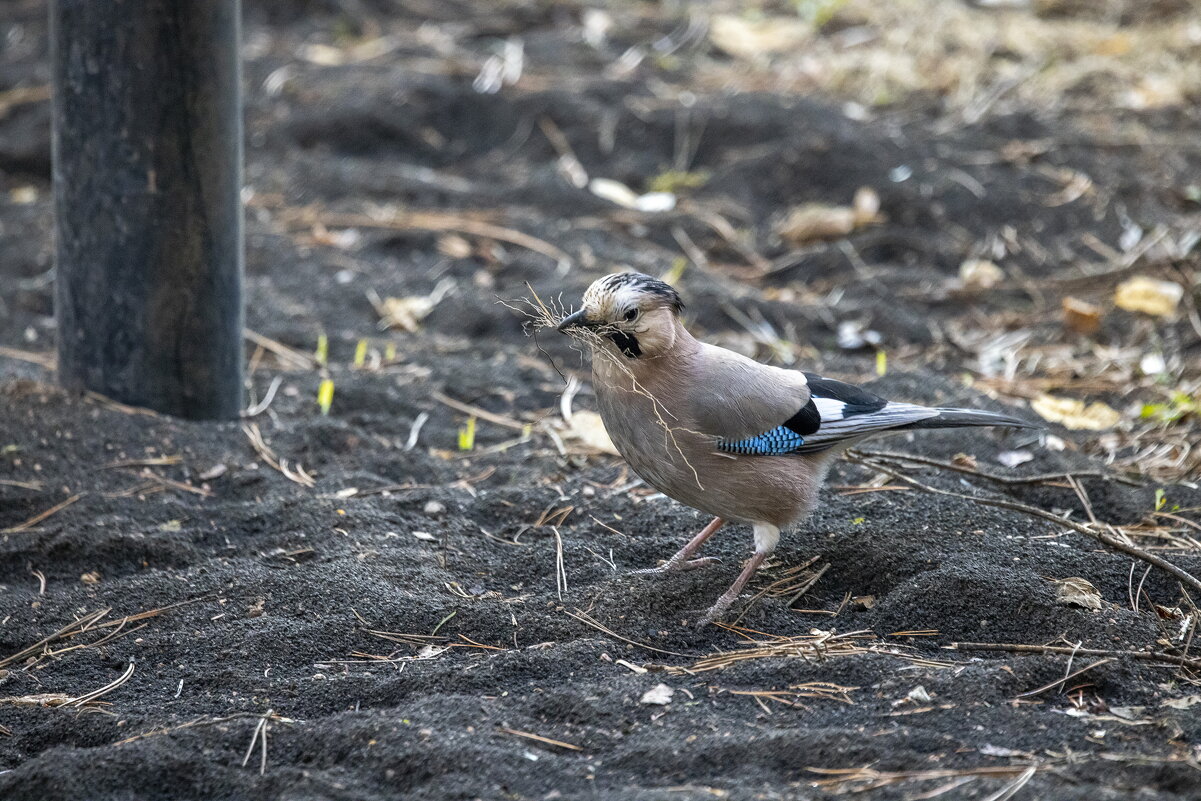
[{"xmin": 557, "ymin": 272, "xmax": 685, "ymax": 359}]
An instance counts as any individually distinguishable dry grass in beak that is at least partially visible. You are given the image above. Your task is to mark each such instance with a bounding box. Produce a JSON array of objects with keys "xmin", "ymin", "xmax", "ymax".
[{"xmin": 502, "ymin": 285, "xmax": 612, "ymax": 352}]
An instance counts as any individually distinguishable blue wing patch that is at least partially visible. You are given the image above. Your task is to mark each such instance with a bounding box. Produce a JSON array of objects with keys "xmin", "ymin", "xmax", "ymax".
[{"xmin": 717, "ymin": 426, "xmax": 806, "ymax": 455}]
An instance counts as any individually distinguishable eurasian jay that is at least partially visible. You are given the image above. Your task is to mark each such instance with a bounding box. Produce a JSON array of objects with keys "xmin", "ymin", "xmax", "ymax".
[{"xmin": 557, "ymin": 272, "xmax": 1037, "ymax": 624}]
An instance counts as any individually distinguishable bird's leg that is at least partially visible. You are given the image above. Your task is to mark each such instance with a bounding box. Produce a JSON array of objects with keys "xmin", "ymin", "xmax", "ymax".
[
  {"xmin": 631, "ymin": 517, "xmax": 725, "ymax": 575},
  {"xmin": 699, "ymin": 551, "xmax": 767, "ymax": 625},
  {"xmin": 698, "ymin": 522, "xmax": 780, "ymax": 625}
]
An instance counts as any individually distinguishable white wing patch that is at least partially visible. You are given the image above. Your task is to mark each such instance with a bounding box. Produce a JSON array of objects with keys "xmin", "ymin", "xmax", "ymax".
[
  {"xmin": 813, "ymin": 397, "xmax": 848, "ymax": 422},
  {"xmin": 802, "ymin": 402, "xmax": 939, "ymax": 448}
]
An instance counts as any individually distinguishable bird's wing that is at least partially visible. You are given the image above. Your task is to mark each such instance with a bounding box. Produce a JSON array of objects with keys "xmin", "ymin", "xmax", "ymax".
[
  {"xmin": 679, "ymin": 344, "xmax": 813, "ymax": 445},
  {"xmin": 708, "ymin": 370, "xmax": 940, "ymax": 456}
]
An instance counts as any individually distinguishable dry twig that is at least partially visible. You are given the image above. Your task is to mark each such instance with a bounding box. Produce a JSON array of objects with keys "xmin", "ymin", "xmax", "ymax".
[
  {"xmin": 2, "ymin": 493, "xmax": 83, "ymax": 534},
  {"xmin": 955, "ymin": 641, "xmax": 1201, "ymax": 672},
  {"xmin": 498, "ymin": 727, "xmax": 582, "ymax": 751},
  {"xmin": 242, "ymin": 423, "xmax": 316, "ymax": 487}
]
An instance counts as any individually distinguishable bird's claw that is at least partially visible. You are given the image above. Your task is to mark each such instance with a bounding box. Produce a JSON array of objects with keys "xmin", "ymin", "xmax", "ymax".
[
  {"xmin": 630, "ymin": 556, "xmax": 721, "ymax": 576},
  {"xmin": 695, "ymin": 603, "xmax": 731, "ymax": 628}
]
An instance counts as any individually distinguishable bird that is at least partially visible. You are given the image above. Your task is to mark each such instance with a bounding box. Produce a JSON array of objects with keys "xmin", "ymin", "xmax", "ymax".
[{"xmin": 557, "ymin": 271, "xmax": 1038, "ymax": 624}]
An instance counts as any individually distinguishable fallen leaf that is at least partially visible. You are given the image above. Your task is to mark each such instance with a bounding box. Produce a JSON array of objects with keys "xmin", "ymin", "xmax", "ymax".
[
  {"xmin": 640, "ymin": 683, "xmax": 674, "ymax": 705},
  {"xmin": 1108, "ymin": 706, "xmax": 1147, "ymax": 721},
  {"xmin": 199, "ymin": 463, "xmax": 228, "ymax": 481},
  {"xmin": 836, "ymin": 320, "xmax": 882, "ymax": 350},
  {"xmin": 996, "ymin": 450, "xmax": 1034, "ymax": 468},
  {"xmin": 907, "ymin": 686, "xmax": 932, "ymax": 704},
  {"xmin": 412, "ymin": 531, "xmax": 436, "ymax": 541},
  {"xmin": 1031, "ymin": 395, "xmax": 1121, "ymax": 431},
  {"xmin": 416, "ymin": 644, "xmax": 451, "ymax": 660},
  {"xmin": 1114, "ymin": 276, "xmax": 1184, "ymax": 318},
  {"xmin": 437, "ymin": 234, "xmax": 472, "ymax": 259},
  {"xmin": 1054, "ymin": 577, "xmax": 1103, "ymax": 610},
  {"xmin": 1124, "ymin": 75, "xmax": 1185, "ymax": 110},
  {"xmin": 371, "ymin": 280, "xmax": 455, "ymax": 332},
  {"xmin": 776, "ymin": 203, "xmax": 856, "ymax": 245},
  {"xmin": 851, "ymin": 187, "xmax": 882, "ymax": 225},
  {"xmin": 958, "ymin": 259, "xmax": 1004, "ymax": 290},
  {"xmin": 588, "ymin": 178, "xmax": 639, "ymax": 207},
  {"xmin": 588, "ymin": 178, "xmax": 675, "ymax": 212},
  {"xmin": 80, "ymin": 571, "xmax": 101, "ymax": 585},
  {"xmin": 561, "ymin": 410, "xmax": 619, "ymax": 455},
  {"xmin": 952, "ymin": 452, "xmax": 978, "ymax": 469},
  {"xmin": 709, "ymin": 14, "xmax": 813, "ymax": 60},
  {"xmin": 980, "ymin": 744, "xmax": 1027, "ymax": 758},
  {"xmin": 310, "ymin": 222, "xmax": 361, "ymax": 250},
  {"xmin": 1062, "ymin": 296, "xmax": 1102, "ymax": 335},
  {"xmin": 1163, "ymin": 695, "xmax": 1201, "ymax": 710}
]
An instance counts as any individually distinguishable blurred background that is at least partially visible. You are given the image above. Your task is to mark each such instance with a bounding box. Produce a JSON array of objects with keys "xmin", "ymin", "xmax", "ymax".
[{"xmin": 1, "ymin": 0, "xmax": 1199, "ymax": 478}]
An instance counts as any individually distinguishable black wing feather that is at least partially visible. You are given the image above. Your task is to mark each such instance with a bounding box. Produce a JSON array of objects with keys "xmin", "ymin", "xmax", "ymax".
[{"xmin": 802, "ymin": 372, "xmax": 888, "ymax": 416}]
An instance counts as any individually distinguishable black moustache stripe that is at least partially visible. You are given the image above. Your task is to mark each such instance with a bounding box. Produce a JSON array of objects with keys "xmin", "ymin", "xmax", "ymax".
[{"xmin": 608, "ymin": 330, "xmax": 642, "ymax": 358}]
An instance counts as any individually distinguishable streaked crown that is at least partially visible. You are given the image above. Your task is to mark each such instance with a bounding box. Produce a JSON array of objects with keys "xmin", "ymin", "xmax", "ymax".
[{"xmin": 581, "ymin": 272, "xmax": 684, "ymax": 320}]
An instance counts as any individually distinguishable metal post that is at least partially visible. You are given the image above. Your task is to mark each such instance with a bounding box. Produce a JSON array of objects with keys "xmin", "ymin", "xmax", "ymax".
[{"xmin": 51, "ymin": 0, "xmax": 244, "ymax": 420}]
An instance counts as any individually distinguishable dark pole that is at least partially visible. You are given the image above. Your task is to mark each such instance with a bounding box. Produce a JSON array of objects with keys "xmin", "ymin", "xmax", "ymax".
[{"xmin": 51, "ymin": 0, "xmax": 243, "ymax": 420}]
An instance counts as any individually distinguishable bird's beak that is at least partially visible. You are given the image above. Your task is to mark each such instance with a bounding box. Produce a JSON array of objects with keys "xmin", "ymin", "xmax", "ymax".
[{"xmin": 556, "ymin": 309, "xmax": 593, "ymax": 332}]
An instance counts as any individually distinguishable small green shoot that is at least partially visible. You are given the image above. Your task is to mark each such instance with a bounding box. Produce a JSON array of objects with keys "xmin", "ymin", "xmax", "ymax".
[
  {"xmin": 851, "ymin": 517, "xmax": 865, "ymax": 525},
  {"xmin": 458, "ymin": 416, "xmax": 477, "ymax": 451},
  {"xmin": 648, "ymin": 169, "xmax": 711, "ymax": 194},
  {"xmin": 1140, "ymin": 392, "xmax": 1200, "ymax": 425},
  {"xmin": 661, "ymin": 257, "xmax": 687, "ymax": 287},
  {"xmin": 384, "ymin": 342, "xmax": 397, "ymax": 361},
  {"xmin": 875, "ymin": 350, "xmax": 887, "ymax": 377},
  {"xmin": 315, "ymin": 333, "xmax": 329, "ymax": 367},
  {"xmin": 1155, "ymin": 489, "xmax": 1166, "ymax": 512},
  {"xmin": 353, "ymin": 338, "xmax": 368, "ymax": 368},
  {"xmin": 318, "ymin": 379, "xmax": 334, "ymax": 416}
]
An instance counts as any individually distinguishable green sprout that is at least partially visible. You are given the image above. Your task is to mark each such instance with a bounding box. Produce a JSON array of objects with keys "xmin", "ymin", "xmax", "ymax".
[
  {"xmin": 1140, "ymin": 391, "xmax": 1200, "ymax": 424},
  {"xmin": 648, "ymin": 169, "xmax": 711, "ymax": 194},
  {"xmin": 875, "ymin": 350, "xmax": 887, "ymax": 377},
  {"xmin": 353, "ymin": 338, "xmax": 368, "ymax": 368},
  {"xmin": 315, "ymin": 333, "xmax": 329, "ymax": 367},
  {"xmin": 458, "ymin": 416, "xmax": 477, "ymax": 451},
  {"xmin": 660, "ymin": 257, "xmax": 687, "ymax": 287},
  {"xmin": 317, "ymin": 379, "xmax": 334, "ymax": 416}
]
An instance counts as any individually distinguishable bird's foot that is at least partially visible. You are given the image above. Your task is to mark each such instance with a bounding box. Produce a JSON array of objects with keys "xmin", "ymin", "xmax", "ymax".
[
  {"xmin": 696, "ymin": 595, "xmax": 736, "ymax": 628},
  {"xmin": 630, "ymin": 556, "xmax": 721, "ymax": 576},
  {"xmin": 695, "ymin": 549, "xmax": 768, "ymax": 627}
]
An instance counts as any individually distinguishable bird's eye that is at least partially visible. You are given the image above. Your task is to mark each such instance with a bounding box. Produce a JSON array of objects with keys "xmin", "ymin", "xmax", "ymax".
[{"xmin": 623, "ymin": 308, "xmax": 639, "ymax": 322}]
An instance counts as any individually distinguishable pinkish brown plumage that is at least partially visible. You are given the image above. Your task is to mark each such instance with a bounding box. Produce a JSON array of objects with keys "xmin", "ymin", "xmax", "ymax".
[{"xmin": 558, "ymin": 272, "xmax": 1037, "ymax": 623}]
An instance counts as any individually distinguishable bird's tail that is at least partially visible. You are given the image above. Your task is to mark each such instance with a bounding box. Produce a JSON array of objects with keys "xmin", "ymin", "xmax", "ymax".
[{"xmin": 900, "ymin": 407, "xmax": 1040, "ymax": 430}]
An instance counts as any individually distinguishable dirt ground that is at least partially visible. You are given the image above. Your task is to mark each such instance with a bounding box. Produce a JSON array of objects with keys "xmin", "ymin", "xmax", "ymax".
[{"xmin": 2, "ymin": 1, "xmax": 1201, "ymax": 799}]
